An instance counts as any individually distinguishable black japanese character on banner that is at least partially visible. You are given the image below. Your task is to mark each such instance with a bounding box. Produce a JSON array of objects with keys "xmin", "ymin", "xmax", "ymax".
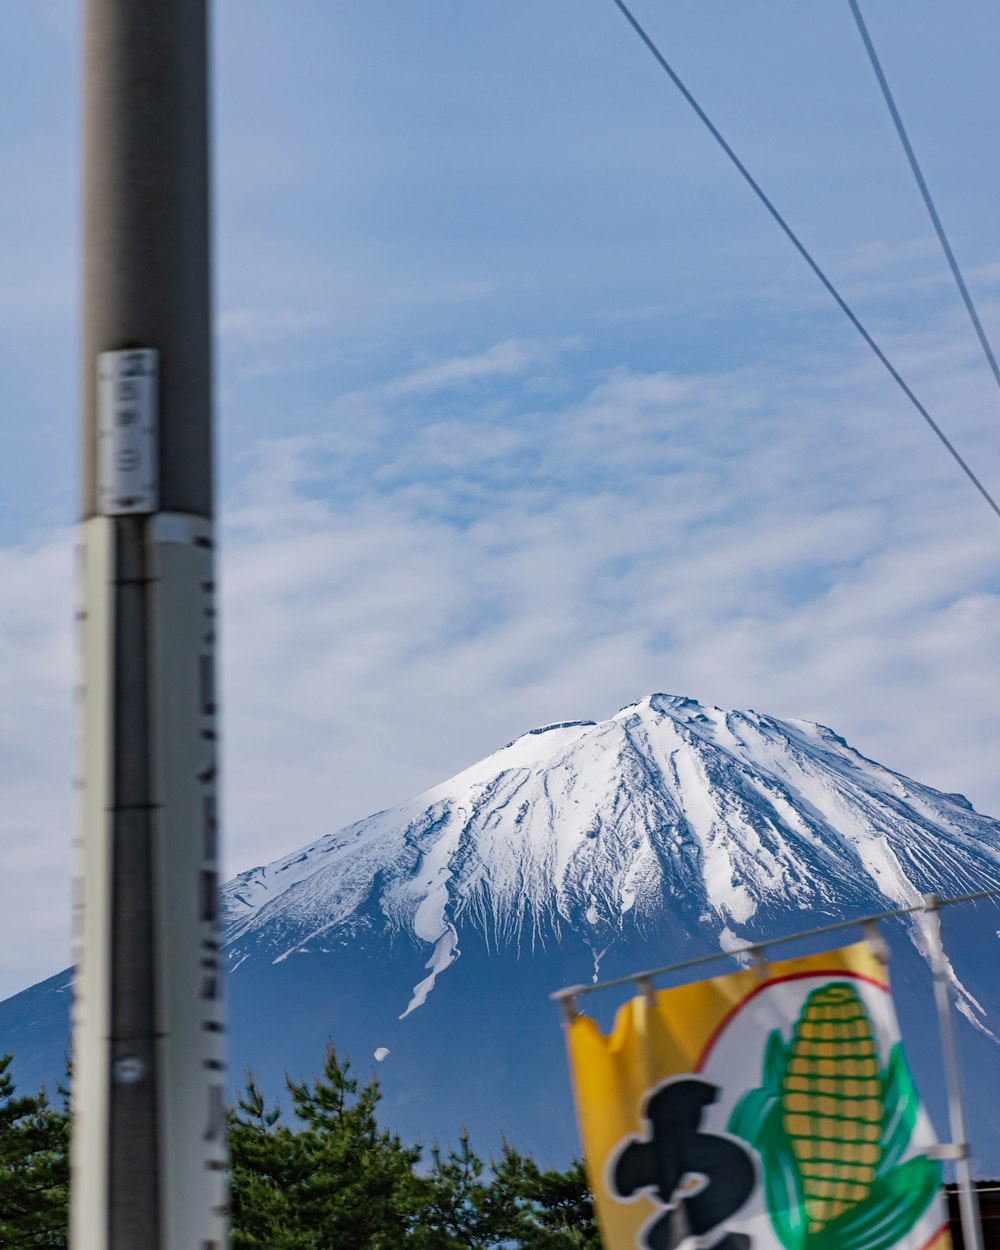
[{"xmin": 612, "ymin": 1078, "xmax": 754, "ymax": 1250}]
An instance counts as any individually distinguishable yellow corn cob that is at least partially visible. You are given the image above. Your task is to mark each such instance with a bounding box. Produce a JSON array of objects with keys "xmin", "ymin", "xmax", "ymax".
[{"xmin": 780, "ymin": 983, "xmax": 883, "ymax": 1234}]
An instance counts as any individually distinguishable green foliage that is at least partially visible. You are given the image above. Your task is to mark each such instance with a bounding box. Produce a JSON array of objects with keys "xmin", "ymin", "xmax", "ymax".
[
  {"xmin": 491, "ymin": 1147, "xmax": 602, "ymax": 1249},
  {"xmin": 0, "ymin": 1042, "xmax": 600, "ymax": 1249},
  {"xmin": 229, "ymin": 1045, "xmax": 421, "ymax": 1249},
  {"xmin": 404, "ymin": 1130, "xmax": 510, "ymax": 1249},
  {"xmin": 0, "ymin": 1053, "xmax": 68, "ymax": 1249},
  {"xmin": 227, "ymin": 1045, "xmax": 601, "ymax": 1249}
]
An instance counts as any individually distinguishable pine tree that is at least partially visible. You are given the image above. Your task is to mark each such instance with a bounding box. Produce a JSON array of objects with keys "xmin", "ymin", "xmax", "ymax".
[
  {"xmin": 492, "ymin": 1146, "xmax": 602, "ymax": 1249},
  {"xmin": 406, "ymin": 1129, "xmax": 514, "ymax": 1249},
  {"xmin": 0, "ymin": 1038, "xmax": 604, "ymax": 1250},
  {"xmin": 0, "ymin": 1054, "xmax": 69, "ymax": 1248},
  {"xmin": 229, "ymin": 1046, "xmax": 420, "ymax": 1249},
  {"xmin": 228, "ymin": 1075, "xmax": 301, "ymax": 1248}
]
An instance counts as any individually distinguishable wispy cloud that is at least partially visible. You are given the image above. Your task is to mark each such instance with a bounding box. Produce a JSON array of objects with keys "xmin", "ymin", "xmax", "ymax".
[
  {"xmin": 218, "ymin": 331, "xmax": 1000, "ymax": 881},
  {"xmin": 0, "ymin": 532, "xmax": 74, "ymax": 997},
  {"xmin": 217, "ymin": 306, "xmax": 329, "ymax": 340},
  {"xmin": 1, "ymin": 328, "xmax": 998, "ymax": 999},
  {"xmin": 6, "ymin": 0, "xmax": 1000, "ymax": 1009},
  {"xmin": 378, "ymin": 339, "xmax": 566, "ymax": 398}
]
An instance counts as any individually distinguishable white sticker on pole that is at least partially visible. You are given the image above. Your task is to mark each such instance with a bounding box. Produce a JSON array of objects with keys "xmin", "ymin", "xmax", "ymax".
[{"xmin": 97, "ymin": 349, "xmax": 159, "ymax": 515}]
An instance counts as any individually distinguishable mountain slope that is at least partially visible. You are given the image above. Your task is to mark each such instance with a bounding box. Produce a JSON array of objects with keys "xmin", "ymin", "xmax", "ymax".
[
  {"xmin": 3, "ymin": 693, "xmax": 1000, "ymax": 1165},
  {"xmin": 222, "ymin": 694, "xmax": 1000, "ymax": 1022}
]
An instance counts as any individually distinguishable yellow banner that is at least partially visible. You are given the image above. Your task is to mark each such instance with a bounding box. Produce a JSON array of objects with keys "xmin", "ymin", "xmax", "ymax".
[{"xmin": 566, "ymin": 942, "xmax": 950, "ymax": 1250}]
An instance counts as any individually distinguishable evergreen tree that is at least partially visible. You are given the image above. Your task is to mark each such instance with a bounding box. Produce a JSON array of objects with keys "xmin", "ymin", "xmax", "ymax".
[
  {"xmin": 228, "ymin": 1076, "xmax": 301, "ymax": 1248},
  {"xmin": 0, "ymin": 1054, "xmax": 69, "ymax": 1248},
  {"xmin": 0, "ymin": 1039, "xmax": 604, "ymax": 1250},
  {"xmin": 492, "ymin": 1147, "xmax": 602, "ymax": 1249},
  {"xmin": 229, "ymin": 1046, "xmax": 420, "ymax": 1249},
  {"xmin": 406, "ymin": 1130, "xmax": 514, "ymax": 1249}
]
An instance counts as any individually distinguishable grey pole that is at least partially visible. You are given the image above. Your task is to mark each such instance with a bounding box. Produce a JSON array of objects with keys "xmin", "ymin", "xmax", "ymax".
[
  {"xmin": 74, "ymin": 4, "xmax": 226, "ymax": 1248},
  {"xmin": 81, "ymin": 0, "xmax": 212, "ymax": 518},
  {"xmin": 923, "ymin": 894, "xmax": 984, "ymax": 1250}
]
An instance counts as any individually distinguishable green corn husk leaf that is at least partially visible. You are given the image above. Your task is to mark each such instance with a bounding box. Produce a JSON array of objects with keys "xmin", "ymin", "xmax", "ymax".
[
  {"xmin": 807, "ymin": 1154, "xmax": 942, "ymax": 1250},
  {"xmin": 729, "ymin": 1030, "xmax": 801, "ymax": 1248},
  {"xmin": 764, "ymin": 1028, "xmax": 789, "ymax": 1092},
  {"xmin": 878, "ymin": 1043, "xmax": 920, "ymax": 1177},
  {"xmin": 731, "ymin": 1007, "xmax": 940, "ymax": 1250},
  {"xmin": 729, "ymin": 1086, "xmax": 780, "ymax": 1147},
  {"xmin": 729, "ymin": 1030, "xmax": 787, "ymax": 1144},
  {"xmin": 754, "ymin": 1108, "xmax": 810, "ymax": 1250},
  {"xmin": 730, "ymin": 1025, "xmax": 785, "ymax": 1145}
]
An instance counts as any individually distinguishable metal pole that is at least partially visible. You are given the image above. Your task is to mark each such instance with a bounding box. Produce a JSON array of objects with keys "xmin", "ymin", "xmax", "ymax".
[
  {"xmin": 923, "ymin": 894, "xmax": 983, "ymax": 1250},
  {"xmin": 73, "ymin": 3, "xmax": 226, "ymax": 1248},
  {"xmin": 551, "ymin": 886, "xmax": 1000, "ymax": 1004}
]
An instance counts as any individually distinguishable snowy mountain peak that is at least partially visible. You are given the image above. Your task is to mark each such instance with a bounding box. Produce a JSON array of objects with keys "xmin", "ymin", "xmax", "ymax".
[
  {"xmin": 221, "ymin": 694, "xmax": 1000, "ymax": 1020},
  {"xmin": 7, "ymin": 693, "xmax": 1000, "ymax": 1166}
]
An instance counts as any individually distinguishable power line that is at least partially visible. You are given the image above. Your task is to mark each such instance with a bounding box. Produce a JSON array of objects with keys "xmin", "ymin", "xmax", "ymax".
[
  {"xmin": 608, "ymin": 0, "xmax": 1000, "ymax": 523},
  {"xmin": 848, "ymin": 0, "xmax": 1000, "ymax": 401}
]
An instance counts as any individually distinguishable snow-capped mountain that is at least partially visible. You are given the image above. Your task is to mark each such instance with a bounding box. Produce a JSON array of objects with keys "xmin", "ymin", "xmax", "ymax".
[
  {"xmin": 3, "ymin": 694, "xmax": 1000, "ymax": 1165},
  {"xmin": 221, "ymin": 694, "xmax": 1000, "ymax": 1023}
]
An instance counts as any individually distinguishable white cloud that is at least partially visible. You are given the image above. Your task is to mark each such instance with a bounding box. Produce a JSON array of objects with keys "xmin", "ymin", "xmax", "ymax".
[
  {"xmin": 378, "ymin": 338, "xmax": 564, "ymax": 399},
  {"xmin": 217, "ymin": 307, "xmax": 328, "ymax": 340},
  {"xmin": 217, "ymin": 333, "xmax": 1000, "ymax": 882},
  {"xmin": 7, "ymin": 0, "xmax": 1000, "ymax": 1010},
  {"xmin": 0, "ymin": 532, "xmax": 74, "ymax": 999},
  {"xmin": 1, "ymin": 332, "xmax": 999, "ymax": 1000}
]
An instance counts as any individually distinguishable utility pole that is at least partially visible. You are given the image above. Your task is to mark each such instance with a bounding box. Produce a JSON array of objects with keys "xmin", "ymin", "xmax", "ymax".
[{"xmin": 73, "ymin": 3, "xmax": 226, "ymax": 1248}]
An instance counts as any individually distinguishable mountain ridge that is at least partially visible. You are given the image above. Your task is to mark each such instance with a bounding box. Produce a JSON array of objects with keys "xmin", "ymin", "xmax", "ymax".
[
  {"xmin": 3, "ymin": 692, "xmax": 1000, "ymax": 1164},
  {"xmin": 220, "ymin": 692, "xmax": 1000, "ymax": 1024}
]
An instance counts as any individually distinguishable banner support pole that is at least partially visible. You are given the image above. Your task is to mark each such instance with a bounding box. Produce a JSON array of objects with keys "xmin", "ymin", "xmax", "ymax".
[
  {"xmin": 923, "ymin": 893, "xmax": 983, "ymax": 1250},
  {"xmin": 634, "ymin": 977, "xmax": 658, "ymax": 1092}
]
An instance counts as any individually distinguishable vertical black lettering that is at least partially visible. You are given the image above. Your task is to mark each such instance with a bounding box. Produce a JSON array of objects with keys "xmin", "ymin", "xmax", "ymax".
[
  {"xmin": 199, "ymin": 870, "xmax": 218, "ymax": 924},
  {"xmin": 203, "ymin": 1085, "xmax": 224, "ymax": 1142},
  {"xmin": 202, "ymin": 794, "xmax": 217, "ymax": 861},
  {"xmin": 198, "ymin": 654, "xmax": 215, "ymax": 716}
]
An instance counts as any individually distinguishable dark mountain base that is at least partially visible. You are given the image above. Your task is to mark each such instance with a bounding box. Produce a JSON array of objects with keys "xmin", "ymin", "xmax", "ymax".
[{"xmin": 4, "ymin": 902, "xmax": 1000, "ymax": 1171}]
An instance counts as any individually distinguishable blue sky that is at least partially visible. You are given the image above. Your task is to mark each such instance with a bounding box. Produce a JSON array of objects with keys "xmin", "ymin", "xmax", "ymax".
[{"xmin": 1, "ymin": 1, "xmax": 999, "ymax": 997}]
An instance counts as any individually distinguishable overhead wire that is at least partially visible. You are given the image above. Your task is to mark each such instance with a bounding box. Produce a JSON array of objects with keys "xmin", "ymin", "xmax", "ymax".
[
  {"xmin": 847, "ymin": 0, "xmax": 1000, "ymax": 401},
  {"xmin": 607, "ymin": 0, "xmax": 1000, "ymax": 523}
]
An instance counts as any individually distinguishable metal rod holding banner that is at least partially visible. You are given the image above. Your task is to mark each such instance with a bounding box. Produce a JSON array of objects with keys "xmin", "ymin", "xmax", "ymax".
[
  {"xmin": 562, "ymin": 938, "xmax": 953, "ymax": 1250},
  {"xmin": 923, "ymin": 894, "xmax": 984, "ymax": 1250},
  {"xmin": 557, "ymin": 899, "xmax": 991, "ymax": 1249},
  {"xmin": 551, "ymin": 885, "xmax": 1000, "ymax": 1004},
  {"xmin": 73, "ymin": 2, "xmax": 226, "ymax": 1247},
  {"xmin": 634, "ymin": 976, "xmax": 658, "ymax": 1093}
]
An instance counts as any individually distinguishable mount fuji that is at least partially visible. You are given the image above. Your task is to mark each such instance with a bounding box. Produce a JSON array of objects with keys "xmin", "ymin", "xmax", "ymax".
[{"xmin": 3, "ymin": 694, "xmax": 1000, "ymax": 1165}]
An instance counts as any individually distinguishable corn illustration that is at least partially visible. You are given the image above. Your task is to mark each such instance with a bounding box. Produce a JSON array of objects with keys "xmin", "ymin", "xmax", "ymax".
[
  {"xmin": 782, "ymin": 984, "xmax": 883, "ymax": 1231},
  {"xmin": 729, "ymin": 980, "xmax": 942, "ymax": 1250}
]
